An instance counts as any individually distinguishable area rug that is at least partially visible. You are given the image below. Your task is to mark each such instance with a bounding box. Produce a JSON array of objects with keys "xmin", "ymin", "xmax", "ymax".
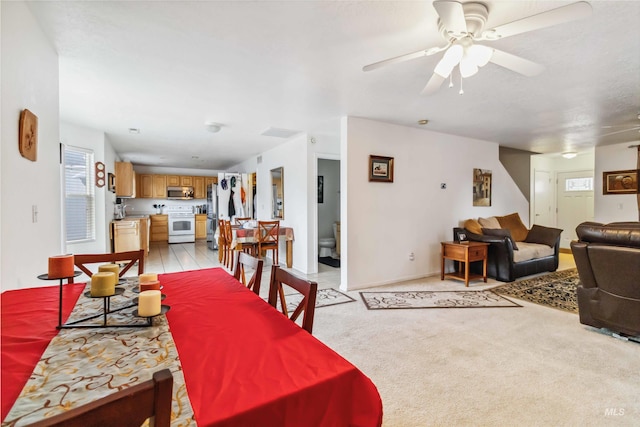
[
  {"xmin": 359, "ymin": 290, "xmax": 520, "ymax": 310},
  {"xmin": 493, "ymin": 268, "xmax": 579, "ymax": 313},
  {"xmin": 318, "ymin": 256, "xmax": 340, "ymax": 268},
  {"xmin": 274, "ymin": 288, "xmax": 355, "ymax": 311}
]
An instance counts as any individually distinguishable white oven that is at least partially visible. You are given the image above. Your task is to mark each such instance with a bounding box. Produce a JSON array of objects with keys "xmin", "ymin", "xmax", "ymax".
[{"xmin": 167, "ymin": 207, "xmax": 196, "ymax": 243}]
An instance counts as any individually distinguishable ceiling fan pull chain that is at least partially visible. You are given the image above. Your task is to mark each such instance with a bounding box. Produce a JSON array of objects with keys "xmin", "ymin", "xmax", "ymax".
[
  {"xmin": 459, "ymin": 69, "xmax": 464, "ymax": 95},
  {"xmin": 449, "ymin": 73, "xmax": 454, "ymax": 88}
]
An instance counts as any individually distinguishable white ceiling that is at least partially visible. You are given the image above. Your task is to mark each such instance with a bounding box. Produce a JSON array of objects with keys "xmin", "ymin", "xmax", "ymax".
[{"xmin": 27, "ymin": 1, "xmax": 640, "ymax": 170}]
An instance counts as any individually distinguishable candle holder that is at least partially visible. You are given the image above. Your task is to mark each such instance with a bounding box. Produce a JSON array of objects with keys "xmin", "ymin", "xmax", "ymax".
[
  {"xmin": 132, "ymin": 305, "xmax": 171, "ymax": 326},
  {"xmin": 37, "ymin": 271, "xmax": 82, "ymax": 329}
]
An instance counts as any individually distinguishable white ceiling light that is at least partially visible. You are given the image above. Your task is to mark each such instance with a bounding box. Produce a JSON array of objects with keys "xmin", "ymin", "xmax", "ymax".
[
  {"xmin": 205, "ymin": 122, "xmax": 222, "ymax": 133},
  {"xmin": 562, "ymin": 152, "xmax": 577, "ymax": 159}
]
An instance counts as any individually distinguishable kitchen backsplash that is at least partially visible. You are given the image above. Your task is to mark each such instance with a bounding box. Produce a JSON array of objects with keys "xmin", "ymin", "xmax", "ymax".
[{"xmin": 120, "ymin": 198, "xmax": 208, "ymax": 216}]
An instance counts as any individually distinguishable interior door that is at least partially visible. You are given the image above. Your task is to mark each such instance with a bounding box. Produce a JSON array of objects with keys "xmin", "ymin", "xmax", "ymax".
[
  {"xmin": 557, "ymin": 170, "xmax": 594, "ymax": 249},
  {"xmin": 533, "ymin": 170, "xmax": 553, "ymax": 226}
]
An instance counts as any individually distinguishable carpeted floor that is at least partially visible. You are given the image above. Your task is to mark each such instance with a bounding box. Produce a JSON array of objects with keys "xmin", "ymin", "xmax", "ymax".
[
  {"xmin": 359, "ymin": 290, "xmax": 520, "ymax": 309},
  {"xmin": 318, "ymin": 256, "xmax": 340, "ymax": 268},
  {"xmin": 279, "ymin": 288, "xmax": 354, "ymax": 312},
  {"xmin": 493, "ymin": 268, "xmax": 579, "ymax": 313}
]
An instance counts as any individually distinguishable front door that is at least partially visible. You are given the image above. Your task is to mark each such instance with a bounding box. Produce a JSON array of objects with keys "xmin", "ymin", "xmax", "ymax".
[{"xmin": 557, "ymin": 170, "xmax": 594, "ymax": 249}]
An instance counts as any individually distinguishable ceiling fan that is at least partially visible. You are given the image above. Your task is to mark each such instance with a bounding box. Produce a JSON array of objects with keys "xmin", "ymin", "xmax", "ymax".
[
  {"xmin": 362, "ymin": 1, "xmax": 593, "ymax": 95},
  {"xmin": 600, "ymin": 114, "xmax": 640, "ymax": 138}
]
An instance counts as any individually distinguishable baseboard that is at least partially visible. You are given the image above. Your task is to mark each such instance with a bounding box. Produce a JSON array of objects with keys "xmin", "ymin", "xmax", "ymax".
[{"xmin": 559, "ymin": 247, "xmax": 573, "ymax": 254}]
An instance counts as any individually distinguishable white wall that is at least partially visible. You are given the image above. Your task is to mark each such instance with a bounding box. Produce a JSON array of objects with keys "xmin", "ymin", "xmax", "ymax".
[
  {"xmin": 342, "ymin": 117, "xmax": 528, "ymax": 291},
  {"xmin": 61, "ymin": 122, "xmax": 111, "ymax": 254},
  {"xmin": 594, "ymin": 142, "xmax": 639, "ymax": 222},
  {"xmin": 1, "ymin": 2, "xmax": 61, "ymax": 291}
]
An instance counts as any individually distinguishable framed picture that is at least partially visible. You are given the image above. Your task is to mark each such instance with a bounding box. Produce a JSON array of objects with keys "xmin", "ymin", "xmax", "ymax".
[
  {"xmin": 108, "ymin": 173, "xmax": 116, "ymax": 193},
  {"xmin": 455, "ymin": 230, "xmax": 468, "ymax": 242},
  {"xmin": 19, "ymin": 109, "xmax": 38, "ymax": 162},
  {"xmin": 603, "ymin": 170, "xmax": 639, "ymax": 194},
  {"xmin": 369, "ymin": 155, "xmax": 394, "ymax": 182},
  {"xmin": 473, "ymin": 168, "xmax": 492, "ymax": 206},
  {"xmin": 318, "ymin": 176, "xmax": 324, "ymax": 203}
]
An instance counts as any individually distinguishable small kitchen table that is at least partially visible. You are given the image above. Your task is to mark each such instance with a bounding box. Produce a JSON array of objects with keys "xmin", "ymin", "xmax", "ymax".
[{"xmin": 440, "ymin": 241, "xmax": 490, "ymax": 287}]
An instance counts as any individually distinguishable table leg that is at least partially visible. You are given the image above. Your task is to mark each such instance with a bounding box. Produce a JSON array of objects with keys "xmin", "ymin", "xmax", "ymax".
[
  {"xmin": 440, "ymin": 254, "xmax": 445, "ymax": 280},
  {"xmin": 483, "ymin": 254, "xmax": 488, "ymax": 283},
  {"xmin": 464, "ymin": 253, "xmax": 470, "ymax": 287},
  {"xmin": 58, "ymin": 279, "xmax": 63, "ymax": 329},
  {"xmin": 286, "ymin": 241, "xmax": 292, "ymax": 268}
]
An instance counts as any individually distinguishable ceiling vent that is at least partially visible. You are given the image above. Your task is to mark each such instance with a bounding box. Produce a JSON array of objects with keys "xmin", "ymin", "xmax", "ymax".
[{"xmin": 260, "ymin": 127, "xmax": 301, "ymax": 139}]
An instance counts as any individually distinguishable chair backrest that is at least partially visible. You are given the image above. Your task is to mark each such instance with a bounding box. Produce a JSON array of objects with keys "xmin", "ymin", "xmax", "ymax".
[
  {"xmin": 27, "ymin": 369, "xmax": 173, "ymax": 427},
  {"xmin": 234, "ymin": 217, "xmax": 251, "ymax": 226},
  {"xmin": 268, "ymin": 265, "xmax": 317, "ymax": 334},
  {"xmin": 233, "ymin": 252, "xmax": 264, "ymax": 295},
  {"xmin": 257, "ymin": 220, "xmax": 280, "ymax": 245},
  {"xmin": 223, "ymin": 220, "xmax": 234, "ymax": 244},
  {"xmin": 218, "ymin": 219, "xmax": 227, "ymax": 245},
  {"xmin": 69, "ymin": 250, "xmax": 144, "ymax": 283}
]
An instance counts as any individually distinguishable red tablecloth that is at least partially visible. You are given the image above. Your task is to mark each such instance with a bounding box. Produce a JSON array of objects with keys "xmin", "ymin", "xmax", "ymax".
[
  {"xmin": 1, "ymin": 283, "xmax": 85, "ymax": 420},
  {"xmin": 162, "ymin": 268, "xmax": 382, "ymax": 427}
]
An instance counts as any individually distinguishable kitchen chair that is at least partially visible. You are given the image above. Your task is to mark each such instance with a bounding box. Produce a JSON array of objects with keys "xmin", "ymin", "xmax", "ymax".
[
  {"xmin": 257, "ymin": 220, "xmax": 280, "ymax": 266},
  {"xmin": 218, "ymin": 219, "xmax": 229, "ymax": 267},
  {"xmin": 268, "ymin": 266, "xmax": 318, "ymax": 334},
  {"xmin": 234, "ymin": 217, "xmax": 251, "ymax": 226},
  {"xmin": 233, "ymin": 252, "xmax": 264, "ymax": 295},
  {"xmin": 69, "ymin": 250, "xmax": 145, "ymax": 283},
  {"xmin": 27, "ymin": 368, "xmax": 173, "ymax": 427},
  {"xmin": 223, "ymin": 220, "xmax": 236, "ymax": 269}
]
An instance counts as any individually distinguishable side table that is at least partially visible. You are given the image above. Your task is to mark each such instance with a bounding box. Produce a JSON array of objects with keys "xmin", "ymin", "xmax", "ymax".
[{"xmin": 440, "ymin": 241, "xmax": 490, "ymax": 287}]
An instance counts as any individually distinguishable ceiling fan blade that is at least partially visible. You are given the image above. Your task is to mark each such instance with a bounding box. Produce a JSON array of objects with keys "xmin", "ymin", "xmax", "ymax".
[
  {"xmin": 600, "ymin": 126, "xmax": 640, "ymax": 138},
  {"xmin": 421, "ymin": 73, "xmax": 446, "ymax": 96},
  {"xmin": 489, "ymin": 49, "xmax": 545, "ymax": 77},
  {"xmin": 482, "ymin": 1, "xmax": 592, "ymax": 40},
  {"xmin": 433, "ymin": 1, "xmax": 468, "ymax": 38},
  {"xmin": 363, "ymin": 49, "xmax": 428, "ymax": 72}
]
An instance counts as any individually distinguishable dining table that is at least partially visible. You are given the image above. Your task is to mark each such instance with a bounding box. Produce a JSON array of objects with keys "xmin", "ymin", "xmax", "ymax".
[
  {"xmin": 1, "ymin": 268, "xmax": 383, "ymax": 426},
  {"xmin": 218, "ymin": 225, "xmax": 295, "ymax": 268}
]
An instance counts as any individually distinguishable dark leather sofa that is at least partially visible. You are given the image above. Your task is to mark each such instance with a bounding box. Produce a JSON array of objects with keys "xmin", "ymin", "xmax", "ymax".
[
  {"xmin": 454, "ymin": 226, "xmax": 561, "ymax": 282},
  {"xmin": 571, "ymin": 221, "xmax": 640, "ymax": 337}
]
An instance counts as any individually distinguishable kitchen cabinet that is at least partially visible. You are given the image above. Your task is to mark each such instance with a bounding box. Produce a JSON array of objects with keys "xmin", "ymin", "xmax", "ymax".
[
  {"xmin": 193, "ymin": 176, "xmax": 205, "ymax": 199},
  {"xmin": 195, "ymin": 214, "xmax": 207, "ymax": 239},
  {"xmin": 153, "ymin": 175, "xmax": 167, "ymax": 198},
  {"xmin": 167, "ymin": 175, "xmax": 180, "ymax": 187},
  {"xmin": 112, "ymin": 220, "xmax": 141, "ymax": 252},
  {"xmin": 138, "ymin": 174, "xmax": 154, "ymax": 198},
  {"xmin": 115, "ymin": 162, "xmax": 136, "ymax": 197},
  {"xmin": 180, "ymin": 176, "xmax": 193, "ymax": 186},
  {"xmin": 205, "ymin": 176, "xmax": 218, "ymax": 187},
  {"xmin": 139, "ymin": 217, "xmax": 149, "ymax": 254},
  {"xmin": 150, "ymin": 214, "xmax": 169, "ymax": 242}
]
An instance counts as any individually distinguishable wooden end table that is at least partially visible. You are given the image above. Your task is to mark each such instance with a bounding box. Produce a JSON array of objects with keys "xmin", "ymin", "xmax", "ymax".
[{"xmin": 440, "ymin": 241, "xmax": 490, "ymax": 287}]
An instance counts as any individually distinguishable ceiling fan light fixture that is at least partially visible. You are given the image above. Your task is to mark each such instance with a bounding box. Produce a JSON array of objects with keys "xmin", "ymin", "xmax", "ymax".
[
  {"xmin": 562, "ymin": 152, "xmax": 577, "ymax": 159},
  {"xmin": 468, "ymin": 45, "xmax": 493, "ymax": 67},
  {"xmin": 434, "ymin": 44, "xmax": 463, "ymax": 77},
  {"xmin": 459, "ymin": 57, "xmax": 478, "ymax": 78}
]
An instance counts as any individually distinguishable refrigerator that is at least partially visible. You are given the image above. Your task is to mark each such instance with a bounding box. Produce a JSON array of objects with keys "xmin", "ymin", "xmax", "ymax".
[{"xmin": 206, "ymin": 184, "xmax": 218, "ymax": 250}]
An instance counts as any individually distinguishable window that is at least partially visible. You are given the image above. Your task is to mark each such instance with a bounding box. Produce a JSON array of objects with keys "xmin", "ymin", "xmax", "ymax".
[
  {"xmin": 565, "ymin": 177, "xmax": 593, "ymax": 192},
  {"xmin": 64, "ymin": 146, "xmax": 95, "ymax": 242}
]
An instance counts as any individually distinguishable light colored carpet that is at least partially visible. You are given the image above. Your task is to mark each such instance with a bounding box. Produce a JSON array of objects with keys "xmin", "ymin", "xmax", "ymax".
[
  {"xmin": 360, "ymin": 290, "xmax": 520, "ymax": 309},
  {"xmin": 307, "ymin": 270, "xmax": 640, "ymax": 426},
  {"xmin": 281, "ymin": 287, "xmax": 354, "ymax": 311}
]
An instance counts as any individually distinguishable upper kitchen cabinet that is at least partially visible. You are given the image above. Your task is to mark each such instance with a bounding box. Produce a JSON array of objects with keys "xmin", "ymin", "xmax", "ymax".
[
  {"xmin": 115, "ymin": 162, "xmax": 136, "ymax": 197},
  {"xmin": 153, "ymin": 175, "xmax": 167, "ymax": 198},
  {"xmin": 205, "ymin": 176, "xmax": 218, "ymax": 187},
  {"xmin": 167, "ymin": 175, "xmax": 180, "ymax": 186},
  {"xmin": 193, "ymin": 176, "xmax": 205, "ymax": 199},
  {"xmin": 138, "ymin": 174, "xmax": 154, "ymax": 198},
  {"xmin": 180, "ymin": 176, "xmax": 193, "ymax": 186}
]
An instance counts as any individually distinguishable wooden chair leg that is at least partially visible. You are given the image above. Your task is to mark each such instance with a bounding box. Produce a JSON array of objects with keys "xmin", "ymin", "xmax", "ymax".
[{"xmin": 278, "ymin": 284, "xmax": 288, "ymax": 316}]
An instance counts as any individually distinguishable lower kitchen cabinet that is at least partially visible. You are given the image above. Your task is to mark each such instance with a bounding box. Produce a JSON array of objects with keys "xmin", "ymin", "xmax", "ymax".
[
  {"xmin": 150, "ymin": 214, "xmax": 169, "ymax": 242},
  {"xmin": 195, "ymin": 214, "xmax": 207, "ymax": 239}
]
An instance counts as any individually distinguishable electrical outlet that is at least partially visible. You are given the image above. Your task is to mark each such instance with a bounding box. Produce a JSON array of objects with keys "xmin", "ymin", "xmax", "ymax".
[
  {"xmin": 440, "ymin": 183, "xmax": 447, "ymax": 189},
  {"xmin": 32, "ymin": 205, "xmax": 38, "ymax": 223},
  {"xmin": 409, "ymin": 252, "xmax": 415, "ymax": 261}
]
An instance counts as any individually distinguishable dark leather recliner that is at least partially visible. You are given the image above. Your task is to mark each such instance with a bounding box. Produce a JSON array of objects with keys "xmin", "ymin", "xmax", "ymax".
[{"xmin": 571, "ymin": 221, "xmax": 640, "ymax": 336}]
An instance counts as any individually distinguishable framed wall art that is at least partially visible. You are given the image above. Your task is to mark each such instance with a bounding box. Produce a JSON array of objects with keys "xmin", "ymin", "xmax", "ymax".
[
  {"xmin": 603, "ymin": 169, "xmax": 639, "ymax": 195},
  {"xmin": 19, "ymin": 109, "xmax": 38, "ymax": 161},
  {"xmin": 473, "ymin": 168, "xmax": 492, "ymax": 206},
  {"xmin": 318, "ymin": 176, "xmax": 324, "ymax": 203},
  {"xmin": 369, "ymin": 155, "xmax": 394, "ymax": 183}
]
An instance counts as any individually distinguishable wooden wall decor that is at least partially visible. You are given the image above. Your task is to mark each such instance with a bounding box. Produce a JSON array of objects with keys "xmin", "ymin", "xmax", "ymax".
[
  {"xmin": 95, "ymin": 162, "xmax": 106, "ymax": 187},
  {"xmin": 19, "ymin": 109, "xmax": 38, "ymax": 161}
]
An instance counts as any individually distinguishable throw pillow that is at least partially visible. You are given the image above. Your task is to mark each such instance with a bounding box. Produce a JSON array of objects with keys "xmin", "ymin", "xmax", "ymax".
[
  {"xmin": 497, "ymin": 212, "xmax": 529, "ymax": 242},
  {"xmin": 482, "ymin": 228, "xmax": 519, "ymax": 250},
  {"xmin": 525, "ymin": 224, "xmax": 563, "ymax": 247},
  {"xmin": 478, "ymin": 216, "xmax": 501, "ymax": 229},
  {"xmin": 464, "ymin": 219, "xmax": 483, "ymax": 235}
]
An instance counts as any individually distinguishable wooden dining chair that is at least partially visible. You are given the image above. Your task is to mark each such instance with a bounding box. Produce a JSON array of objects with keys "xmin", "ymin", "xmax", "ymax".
[
  {"xmin": 257, "ymin": 220, "xmax": 280, "ymax": 266},
  {"xmin": 233, "ymin": 252, "xmax": 264, "ymax": 295},
  {"xmin": 217, "ymin": 219, "xmax": 229, "ymax": 267},
  {"xmin": 68, "ymin": 250, "xmax": 145, "ymax": 283},
  {"xmin": 268, "ymin": 266, "xmax": 318, "ymax": 334},
  {"xmin": 223, "ymin": 220, "xmax": 236, "ymax": 269},
  {"xmin": 27, "ymin": 368, "xmax": 173, "ymax": 427},
  {"xmin": 234, "ymin": 217, "xmax": 251, "ymax": 226}
]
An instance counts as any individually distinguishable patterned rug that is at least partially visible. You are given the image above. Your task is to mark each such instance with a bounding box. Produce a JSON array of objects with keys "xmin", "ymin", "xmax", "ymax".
[
  {"xmin": 493, "ymin": 268, "xmax": 579, "ymax": 313},
  {"xmin": 359, "ymin": 290, "xmax": 520, "ymax": 310},
  {"xmin": 277, "ymin": 288, "xmax": 355, "ymax": 312}
]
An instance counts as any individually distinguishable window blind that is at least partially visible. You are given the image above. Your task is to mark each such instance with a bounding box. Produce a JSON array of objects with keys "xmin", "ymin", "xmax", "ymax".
[{"xmin": 64, "ymin": 146, "xmax": 95, "ymax": 242}]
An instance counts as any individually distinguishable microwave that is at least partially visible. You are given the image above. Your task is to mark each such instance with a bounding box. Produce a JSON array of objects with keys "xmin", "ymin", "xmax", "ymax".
[{"xmin": 167, "ymin": 186, "xmax": 194, "ymax": 200}]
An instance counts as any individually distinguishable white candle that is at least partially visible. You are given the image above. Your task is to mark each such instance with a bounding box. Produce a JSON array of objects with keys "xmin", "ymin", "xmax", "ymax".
[
  {"xmin": 138, "ymin": 290, "xmax": 161, "ymax": 317},
  {"xmin": 139, "ymin": 273, "xmax": 158, "ymax": 283},
  {"xmin": 90, "ymin": 272, "xmax": 116, "ymax": 297}
]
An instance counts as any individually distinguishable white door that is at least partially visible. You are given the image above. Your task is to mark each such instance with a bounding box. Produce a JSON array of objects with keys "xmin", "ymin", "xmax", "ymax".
[
  {"xmin": 533, "ymin": 170, "xmax": 553, "ymax": 226},
  {"xmin": 557, "ymin": 171, "xmax": 594, "ymax": 249}
]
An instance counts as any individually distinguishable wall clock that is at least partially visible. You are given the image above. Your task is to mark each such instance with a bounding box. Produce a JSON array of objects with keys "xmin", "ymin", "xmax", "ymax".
[{"xmin": 19, "ymin": 109, "xmax": 38, "ymax": 161}]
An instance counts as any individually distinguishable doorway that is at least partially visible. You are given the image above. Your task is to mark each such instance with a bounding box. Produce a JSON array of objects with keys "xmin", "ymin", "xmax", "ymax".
[
  {"xmin": 317, "ymin": 158, "xmax": 341, "ymax": 269},
  {"xmin": 557, "ymin": 170, "xmax": 594, "ymax": 249},
  {"xmin": 533, "ymin": 170, "xmax": 553, "ymax": 226}
]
